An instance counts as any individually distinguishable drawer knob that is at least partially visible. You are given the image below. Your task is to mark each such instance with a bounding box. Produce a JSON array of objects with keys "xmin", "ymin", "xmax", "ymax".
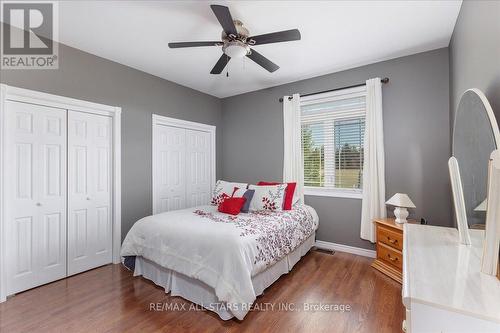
[
  {"xmin": 387, "ymin": 237, "xmax": 398, "ymax": 245},
  {"xmin": 387, "ymin": 253, "xmax": 398, "ymax": 262}
]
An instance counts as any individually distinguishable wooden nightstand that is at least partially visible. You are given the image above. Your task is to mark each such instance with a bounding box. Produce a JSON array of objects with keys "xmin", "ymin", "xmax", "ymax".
[{"xmin": 371, "ymin": 218, "xmax": 417, "ymax": 283}]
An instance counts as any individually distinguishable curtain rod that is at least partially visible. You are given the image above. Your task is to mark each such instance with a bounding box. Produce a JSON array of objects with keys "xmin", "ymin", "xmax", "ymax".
[{"xmin": 278, "ymin": 77, "xmax": 389, "ymax": 102}]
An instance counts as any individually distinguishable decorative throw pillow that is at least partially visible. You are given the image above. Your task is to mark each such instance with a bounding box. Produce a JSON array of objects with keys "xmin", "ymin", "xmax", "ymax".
[
  {"xmin": 211, "ymin": 180, "xmax": 248, "ymax": 205},
  {"xmin": 248, "ymin": 184, "xmax": 287, "ymax": 212},
  {"xmin": 257, "ymin": 181, "xmax": 297, "ymax": 210},
  {"xmin": 232, "ymin": 187, "xmax": 255, "ymax": 213},
  {"xmin": 218, "ymin": 197, "xmax": 247, "ymax": 216}
]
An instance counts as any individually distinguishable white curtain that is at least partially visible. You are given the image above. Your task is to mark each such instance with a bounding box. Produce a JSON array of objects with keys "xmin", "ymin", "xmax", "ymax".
[
  {"xmin": 360, "ymin": 78, "xmax": 386, "ymax": 242},
  {"xmin": 283, "ymin": 93, "xmax": 304, "ymax": 203}
]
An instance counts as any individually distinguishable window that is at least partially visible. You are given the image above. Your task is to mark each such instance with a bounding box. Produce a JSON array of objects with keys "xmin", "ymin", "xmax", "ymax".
[{"xmin": 300, "ymin": 86, "xmax": 366, "ymax": 198}]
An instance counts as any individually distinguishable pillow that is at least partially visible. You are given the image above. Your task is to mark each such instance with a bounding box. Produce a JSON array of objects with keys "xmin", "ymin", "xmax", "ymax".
[
  {"xmin": 211, "ymin": 180, "xmax": 248, "ymax": 205},
  {"xmin": 248, "ymin": 184, "xmax": 287, "ymax": 212},
  {"xmin": 232, "ymin": 187, "xmax": 255, "ymax": 213},
  {"xmin": 257, "ymin": 181, "xmax": 297, "ymax": 210},
  {"xmin": 218, "ymin": 197, "xmax": 246, "ymax": 216}
]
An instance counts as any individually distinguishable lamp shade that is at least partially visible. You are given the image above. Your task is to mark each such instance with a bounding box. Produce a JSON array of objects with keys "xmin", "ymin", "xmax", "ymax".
[
  {"xmin": 474, "ymin": 199, "xmax": 487, "ymax": 212},
  {"xmin": 386, "ymin": 193, "xmax": 416, "ymax": 208}
]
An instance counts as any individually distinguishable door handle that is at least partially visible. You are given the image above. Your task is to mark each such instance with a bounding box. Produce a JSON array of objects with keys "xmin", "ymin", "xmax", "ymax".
[
  {"xmin": 86, "ymin": 197, "xmax": 91, "ymax": 201},
  {"xmin": 36, "ymin": 202, "xmax": 42, "ymax": 206}
]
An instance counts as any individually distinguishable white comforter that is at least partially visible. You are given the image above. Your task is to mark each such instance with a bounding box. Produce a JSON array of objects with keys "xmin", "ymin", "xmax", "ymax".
[{"xmin": 121, "ymin": 204, "xmax": 319, "ymax": 320}]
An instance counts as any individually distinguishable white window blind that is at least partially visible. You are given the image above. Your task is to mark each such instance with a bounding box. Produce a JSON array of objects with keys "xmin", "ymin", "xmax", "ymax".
[{"xmin": 300, "ymin": 87, "xmax": 366, "ymax": 197}]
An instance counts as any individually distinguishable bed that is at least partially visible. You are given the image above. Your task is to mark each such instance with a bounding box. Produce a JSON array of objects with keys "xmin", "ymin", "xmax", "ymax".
[{"xmin": 120, "ymin": 203, "xmax": 319, "ymax": 320}]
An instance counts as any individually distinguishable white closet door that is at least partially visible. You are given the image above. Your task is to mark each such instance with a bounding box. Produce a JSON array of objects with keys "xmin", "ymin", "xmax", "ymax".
[
  {"xmin": 4, "ymin": 101, "xmax": 67, "ymax": 294},
  {"xmin": 185, "ymin": 129, "xmax": 212, "ymax": 207},
  {"xmin": 154, "ymin": 125, "xmax": 186, "ymax": 213},
  {"xmin": 67, "ymin": 111, "xmax": 112, "ymax": 275}
]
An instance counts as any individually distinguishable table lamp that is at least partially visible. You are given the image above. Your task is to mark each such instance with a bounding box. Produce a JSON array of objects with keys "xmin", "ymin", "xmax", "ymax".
[{"xmin": 386, "ymin": 193, "xmax": 416, "ymax": 224}]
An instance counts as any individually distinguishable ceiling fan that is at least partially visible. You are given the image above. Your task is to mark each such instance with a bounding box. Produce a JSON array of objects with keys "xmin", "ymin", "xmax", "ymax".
[{"xmin": 168, "ymin": 4, "xmax": 301, "ymax": 74}]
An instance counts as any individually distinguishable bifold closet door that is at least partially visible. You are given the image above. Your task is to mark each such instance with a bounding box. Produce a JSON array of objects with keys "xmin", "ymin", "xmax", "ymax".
[
  {"xmin": 67, "ymin": 111, "xmax": 113, "ymax": 275},
  {"xmin": 185, "ymin": 129, "xmax": 211, "ymax": 207},
  {"xmin": 4, "ymin": 101, "xmax": 67, "ymax": 295},
  {"xmin": 154, "ymin": 125, "xmax": 186, "ymax": 213}
]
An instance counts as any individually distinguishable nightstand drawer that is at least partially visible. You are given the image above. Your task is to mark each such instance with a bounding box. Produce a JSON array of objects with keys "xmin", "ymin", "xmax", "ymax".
[
  {"xmin": 377, "ymin": 225, "xmax": 403, "ymax": 251},
  {"xmin": 377, "ymin": 243, "xmax": 403, "ymax": 271}
]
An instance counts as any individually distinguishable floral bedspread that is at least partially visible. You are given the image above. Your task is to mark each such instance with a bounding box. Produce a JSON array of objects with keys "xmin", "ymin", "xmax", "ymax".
[{"xmin": 193, "ymin": 205, "xmax": 318, "ymax": 268}]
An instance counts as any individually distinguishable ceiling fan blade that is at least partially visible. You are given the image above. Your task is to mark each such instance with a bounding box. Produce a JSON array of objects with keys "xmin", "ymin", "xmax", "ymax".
[
  {"xmin": 248, "ymin": 29, "xmax": 301, "ymax": 45},
  {"xmin": 210, "ymin": 5, "xmax": 238, "ymax": 36},
  {"xmin": 168, "ymin": 41, "xmax": 222, "ymax": 48},
  {"xmin": 247, "ymin": 49, "xmax": 279, "ymax": 73},
  {"xmin": 210, "ymin": 54, "xmax": 231, "ymax": 74}
]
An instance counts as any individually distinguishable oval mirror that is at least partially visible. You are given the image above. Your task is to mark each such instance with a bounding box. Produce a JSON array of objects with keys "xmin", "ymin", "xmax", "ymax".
[{"xmin": 452, "ymin": 89, "xmax": 500, "ymax": 228}]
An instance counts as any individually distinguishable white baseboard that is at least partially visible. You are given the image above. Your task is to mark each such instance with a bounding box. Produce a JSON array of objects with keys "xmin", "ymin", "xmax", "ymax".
[{"xmin": 315, "ymin": 240, "xmax": 376, "ymax": 258}]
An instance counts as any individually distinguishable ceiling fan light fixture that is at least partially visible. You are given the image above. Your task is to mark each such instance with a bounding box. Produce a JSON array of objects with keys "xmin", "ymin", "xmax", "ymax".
[
  {"xmin": 223, "ymin": 41, "xmax": 249, "ymax": 59},
  {"xmin": 169, "ymin": 5, "xmax": 301, "ymax": 74}
]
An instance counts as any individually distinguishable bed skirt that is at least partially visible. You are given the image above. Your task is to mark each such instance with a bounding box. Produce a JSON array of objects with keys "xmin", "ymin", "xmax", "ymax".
[{"xmin": 132, "ymin": 233, "xmax": 316, "ymax": 320}]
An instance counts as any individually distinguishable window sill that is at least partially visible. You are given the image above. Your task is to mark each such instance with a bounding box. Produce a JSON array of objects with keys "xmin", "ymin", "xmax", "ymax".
[{"xmin": 304, "ymin": 187, "xmax": 363, "ymax": 199}]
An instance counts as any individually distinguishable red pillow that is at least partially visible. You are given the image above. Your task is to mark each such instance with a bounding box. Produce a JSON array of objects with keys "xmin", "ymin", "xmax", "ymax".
[
  {"xmin": 218, "ymin": 197, "xmax": 247, "ymax": 216},
  {"xmin": 257, "ymin": 181, "xmax": 297, "ymax": 210}
]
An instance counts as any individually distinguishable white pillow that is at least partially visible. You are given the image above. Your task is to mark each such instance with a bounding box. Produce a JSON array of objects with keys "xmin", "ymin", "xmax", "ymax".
[
  {"xmin": 211, "ymin": 180, "xmax": 248, "ymax": 205},
  {"xmin": 248, "ymin": 184, "xmax": 287, "ymax": 212}
]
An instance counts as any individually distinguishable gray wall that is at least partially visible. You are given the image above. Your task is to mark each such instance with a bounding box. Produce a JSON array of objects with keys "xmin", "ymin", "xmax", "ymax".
[
  {"xmin": 449, "ymin": 0, "xmax": 500, "ymax": 128},
  {"xmin": 221, "ymin": 48, "xmax": 451, "ymax": 249},
  {"xmin": 0, "ymin": 41, "xmax": 222, "ymax": 240},
  {"xmin": 0, "ymin": 29, "xmax": 456, "ymax": 251}
]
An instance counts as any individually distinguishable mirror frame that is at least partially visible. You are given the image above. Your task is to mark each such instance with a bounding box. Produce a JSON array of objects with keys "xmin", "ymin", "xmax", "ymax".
[
  {"xmin": 452, "ymin": 88, "xmax": 500, "ymax": 156},
  {"xmin": 481, "ymin": 150, "xmax": 500, "ymax": 276},
  {"xmin": 451, "ymin": 88, "xmax": 500, "ymax": 245}
]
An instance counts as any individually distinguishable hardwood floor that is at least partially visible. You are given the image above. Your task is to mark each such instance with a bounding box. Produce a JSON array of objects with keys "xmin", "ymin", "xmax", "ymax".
[{"xmin": 0, "ymin": 250, "xmax": 404, "ymax": 333}]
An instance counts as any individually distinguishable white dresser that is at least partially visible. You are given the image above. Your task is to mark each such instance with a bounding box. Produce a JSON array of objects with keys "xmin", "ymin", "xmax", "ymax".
[{"xmin": 402, "ymin": 224, "xmax": 500, "ymax": 332}]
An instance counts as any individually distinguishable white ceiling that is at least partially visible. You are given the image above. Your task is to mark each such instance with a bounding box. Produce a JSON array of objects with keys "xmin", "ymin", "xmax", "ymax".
[{"xmin": 56, "ymin": 1, "xmax": 462, "ymax": 98}]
